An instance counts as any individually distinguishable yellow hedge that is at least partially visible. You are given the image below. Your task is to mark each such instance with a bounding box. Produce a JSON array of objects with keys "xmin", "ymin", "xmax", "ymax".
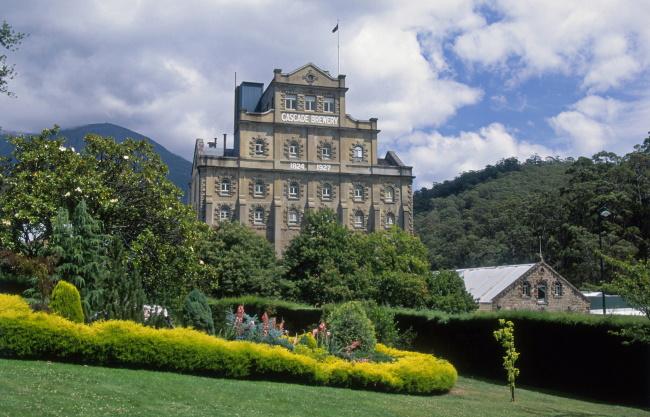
[{"xmin": 0, "ymin": 294, "xmax": 457, "ymax": 394}]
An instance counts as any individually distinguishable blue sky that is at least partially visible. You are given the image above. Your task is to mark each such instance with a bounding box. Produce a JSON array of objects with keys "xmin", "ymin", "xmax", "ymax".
[{"xmin": 2, "ymin": 0, "xmax": 650, "ymax": 189}]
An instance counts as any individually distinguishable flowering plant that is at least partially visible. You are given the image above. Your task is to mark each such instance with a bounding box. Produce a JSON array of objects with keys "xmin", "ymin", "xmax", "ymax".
[{"xmin": 224, "ymin": 305, "xmax": 292, "ymax": 349}]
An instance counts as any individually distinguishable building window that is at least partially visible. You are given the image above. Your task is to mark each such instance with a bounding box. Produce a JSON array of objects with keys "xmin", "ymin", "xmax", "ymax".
[
  {"xmin": 354, "ymin": 146, "xmax": 363, "ymax": 162},
  {"xmin": 254, "ymin": 207, "xmax": 264, "ymax": 225},
  {"xmin": 220, "ymin": 179, "xmax": 231, "ymax": 196},
  {"xmin": 537, "ymin": 283, "xmax": 547, "ymax": 302},
  {"xmin": 522, "ymin": 282, "xmax": 530, "ymax": 297},
  {"xmin": 289, "ymin": 141, "xmax": 299, "ymax": 158},
  {"xmin": 289, "ymin": 182, "xmax": 299, "ymax": 199},
  {"xmin": 288, "ymin": 209, "xmax": 299, "ymax": 226},
  {"xmin": 219, "ymin": 206, "xmax": 231, "ymax": 221},
  {"xmin": 385, "ymin": 186, "xmax": 394, "ymax": 203},
  {"xmin": 386, "ymin": 213, "xmax": 395, "ymax": 228},
  {"xmin": 285, "ymin": 94, "xmax": 296, "ymax": 110},
  {"xmin": 322, "ymin": 184, "xmax": 332, "ymax": 200},
  {"xmin": 324, "ymin": 97, "xmax": 334, "ymax": 112},
  {"xmin": 354, "ymin": 185, "xmax": 364, "ymax": 200},
  {"xmin": 554, "ymin": 282, "xmax": 563, "ymax": 296},
  {"xmin": 305, "ymin": 95, "xmax": 316, "ymax": 111},
  {"xmin": 322, "ymin": 144, "xmax": 331, "ymax": 160},
  {"xmin": 255, "ymin": 140, "xmax": 265, "ymax": 155},
  {"xmin": 354, "ymin": 212, "xmax": 364, "ymax": 229},
  {"xmin": 254, "ymin": 181, "xmax": 265, "ymax": 197}
]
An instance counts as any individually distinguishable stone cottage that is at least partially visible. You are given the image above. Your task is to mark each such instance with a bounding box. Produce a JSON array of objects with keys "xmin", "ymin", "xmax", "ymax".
[{"xmin": 457, "ymin": 262, "xmax": 590, "ymax": 313}]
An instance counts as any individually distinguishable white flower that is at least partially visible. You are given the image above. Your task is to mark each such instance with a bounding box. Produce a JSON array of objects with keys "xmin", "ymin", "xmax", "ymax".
[
  {"xmin": 123, "ymin": 155, "xmax": 129, "ymax": 160},
  {"xmin": 199, "ymin": 260, "xmax": 204, "ymax": 265},
  {"xmin": 59, "ymin": 146, "xmax": 66, "ymax": 152},
  {"xmin": 70, "ymin": 147, "xmax": 75, "ymax": 152},
  {"xmin": 75, "ymin": 187, "xmax": 82, "ymax": 192},
  {"xmin": 64, "ymin": 192, "xmax": 71, "ymax": 197},
  {"xmin": 110, "ymin": 199, "xmax": 118, "ymax": 203},
  {"xmin": 2, "ymin": 220, "xmax": 10, "ymax": 226}
]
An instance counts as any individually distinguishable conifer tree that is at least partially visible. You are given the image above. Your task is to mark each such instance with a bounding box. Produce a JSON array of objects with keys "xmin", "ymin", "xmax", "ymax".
[
  {"xmin": 49, "ymin": 280, "xmax": 84, "ymax": 323},
  {"xmin": 182, "ymin": 289, "xmax": 215, "ymax": 335}
]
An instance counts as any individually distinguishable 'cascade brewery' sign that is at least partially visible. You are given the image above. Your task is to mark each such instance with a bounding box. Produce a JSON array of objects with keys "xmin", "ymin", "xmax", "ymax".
[{"xmin": 281, "ymin": 112, "xmax": 339, "ymax": 125}]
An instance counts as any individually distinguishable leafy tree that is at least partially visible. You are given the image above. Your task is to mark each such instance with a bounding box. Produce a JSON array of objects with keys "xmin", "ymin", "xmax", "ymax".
[
  {"xmin": 0, "ymin": 21, "xmax": 27, "ymax": 97},
  {"xmin": 182, "ymin": 289, "xmax": 215, "ymax": 335},
  {"xmin": 325, "ymin": 301, "xmax": 377, "ymax": 356},
  {"xmin": 494, "ymin": 319, "xmax": 520, "ymax": 402},
  {"xmin": 282, "ymin": 207, "xmax": 359, "ymax": 304},
  {"xmin": 0, "ymin": 126, "xmax": 211, "ymax": 302},
  {"xmin": 49, "ymin": 280, "xmax": 85, "ymax": 323},
  {"xmin": 426, "ymin": 270, "xmax": 478, "ymax": 313},
  {"xmin": 0, "ymin": 249, "xmax": 57, "ymax": 309},
  {"xmin": 197, "ymin": 221, "xmax": 283, "ymax": 298}
]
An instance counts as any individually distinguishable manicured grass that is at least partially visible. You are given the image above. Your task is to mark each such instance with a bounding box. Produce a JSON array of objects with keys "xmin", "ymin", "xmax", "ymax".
[{"xmin": 0, "ymin": 359, "xmax": 647, "ymax": 416}]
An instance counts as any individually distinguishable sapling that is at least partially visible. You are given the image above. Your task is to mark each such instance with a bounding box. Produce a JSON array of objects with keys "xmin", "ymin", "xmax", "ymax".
[{"xmin": 493, "ymin": 319, "xmax": 520, "ymax": 402}]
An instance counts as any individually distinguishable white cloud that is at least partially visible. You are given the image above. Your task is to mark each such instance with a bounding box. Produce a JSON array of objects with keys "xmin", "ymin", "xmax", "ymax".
[{"xmin": 399, "ymin": 123, "xmax": 553, "ymax": 189}]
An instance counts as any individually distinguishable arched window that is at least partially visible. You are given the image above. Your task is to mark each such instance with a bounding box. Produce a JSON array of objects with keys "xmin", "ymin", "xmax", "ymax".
[
  {"xmin": 255, "ymin": 140, "xmax": 265, "ymax": 155},
  {"xmin": 522, "ymin": 282, "xmax": 530, "ymax": 297},
  {"xmin": 385, "ymin": 186, "xmax": 394, "ymax": 202},
  {"xmin": 322, "ymin": 144, "xmax": 331, "ymax": 160},
  {"xmin": 354, "ymin": 212, "xmax": 364, "ymax": 229},
  {"xmin": 322, "ymin": 183, "xmax": 332, "ymax": 200},
  {"xmin": 254, "ymin": 207, "xmax": 264, "ymax": 225},
  {"xmin": 289, "ymin": 182, "xmax": 299, "ymax": 199},
  {"xmin": 289, "ymin": 141, "xmax": 299, "ymax": 158},
  {"xmin": 220, "ymin": 179, "xmax": 230, "ymax": 196},
  {"xmin": 288, "ymin": 209, "xmax": 299, "ymax": 226},
  {"xmin": 354, "ymin": 185, "xmax": 364, "ymax": 200},
  {"xmin": 254, "ymin": 181, "xmax": 265, "ymax": 197},
  {"xmin": 386, "ymin": 213, "xmax": 395, "ymax": 228},
  {"xmin": 554, "ymin": 281, "xmax": 563, "ymax": 296},
  {"xmin": 219, "ymin": 206, "xmax": 230, "ymax": 221},
  {"xmin": 354, "ymin": 146, "xmax": 363, "ymax": 162}
]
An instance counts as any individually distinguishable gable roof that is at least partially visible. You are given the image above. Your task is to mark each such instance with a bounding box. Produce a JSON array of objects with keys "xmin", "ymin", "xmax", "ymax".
[{"xmin": 457, "ymin": 263, "xmax": 536, "ymax": 303}]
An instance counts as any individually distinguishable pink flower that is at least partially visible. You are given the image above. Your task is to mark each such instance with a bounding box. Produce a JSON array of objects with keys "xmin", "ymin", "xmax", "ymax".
[
  {"xmin": 279, "ymin": 320, "xmax": 284, "ymax": 331},
  {"xmin": 319, "ymin": 322, "xmax": 327, "ymax": 332},
  {"xmin": 312, "ymin": 328, "xmax": 318, "ymax": 337},
  {"xmin": 236, "ymin": 305, "xmax": 244, "ymax": 320}
]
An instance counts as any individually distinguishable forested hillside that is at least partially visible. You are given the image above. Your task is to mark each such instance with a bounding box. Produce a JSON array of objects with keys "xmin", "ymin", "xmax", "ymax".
[{"xmin": 414, "ymin": 137, "xmax": 650, "ymax": 288}]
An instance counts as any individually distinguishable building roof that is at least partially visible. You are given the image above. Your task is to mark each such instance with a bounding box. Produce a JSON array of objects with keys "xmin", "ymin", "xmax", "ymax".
[{"xmin": 457, "ymin": 263, "xmax": 536, "ymax": 303}]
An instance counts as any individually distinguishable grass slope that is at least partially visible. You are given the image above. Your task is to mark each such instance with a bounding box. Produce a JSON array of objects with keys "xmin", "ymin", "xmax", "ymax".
[{"xmin": 0, "ymin": 359, "xmax": 647, "ymax": 417}]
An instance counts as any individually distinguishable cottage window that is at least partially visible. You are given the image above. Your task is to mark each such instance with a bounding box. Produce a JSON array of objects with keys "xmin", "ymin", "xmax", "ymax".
[
  {"xmin": 537, "ymin": 283, "xmax": 547, "ymax": 302},
  {"xmin": 554, "ymin": 282, "xmax": 563, "ymax": 296},
  {"xmin": 522, "ymin": 282, "xmax": 530, "ymax": 297}
]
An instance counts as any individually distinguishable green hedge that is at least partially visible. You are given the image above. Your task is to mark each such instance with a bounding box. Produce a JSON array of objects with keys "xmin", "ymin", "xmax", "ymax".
[{"xmin": 0, "ymin": 294, "xmax": 457, "ymax": 395}]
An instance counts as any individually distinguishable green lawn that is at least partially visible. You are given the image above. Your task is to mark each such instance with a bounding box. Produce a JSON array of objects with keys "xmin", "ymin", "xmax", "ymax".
[{"xmin": 0, "ymin": 358, "xmax": 647, "ymax": 417}]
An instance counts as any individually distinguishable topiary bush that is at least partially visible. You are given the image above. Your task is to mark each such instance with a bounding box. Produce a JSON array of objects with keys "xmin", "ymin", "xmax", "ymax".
[
  {"xmin": 49, "ymin": 281, "xmax": 85, "ymax": 323},
  {"xmin": 325, "ymin": 301, "xmax": 377, "ymax": 356},
  {"xmin": 182, "ymin": 289, "xmax": 215, "ymax": 335}
]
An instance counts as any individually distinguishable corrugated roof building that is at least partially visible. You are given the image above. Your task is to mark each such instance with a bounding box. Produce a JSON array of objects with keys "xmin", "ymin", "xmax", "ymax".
[{"xmin": 457, "ymin": 262, "xmax": 590, "ymax": 313}]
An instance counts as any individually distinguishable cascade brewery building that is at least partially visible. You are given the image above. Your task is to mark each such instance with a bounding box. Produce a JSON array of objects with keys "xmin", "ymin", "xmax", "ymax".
[{"xmin": 190, "ymin": 63, "xmax": 414, "ymax": 253}]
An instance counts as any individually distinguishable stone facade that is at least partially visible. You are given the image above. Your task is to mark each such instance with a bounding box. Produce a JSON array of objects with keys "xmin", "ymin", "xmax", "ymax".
[
  {"xmin": 489, "ymin": 263, "xmax": 590, "ymax": 313},
  {"xmin": 190, "ymin": 63, "xmax": 414, "ymax": 253}
]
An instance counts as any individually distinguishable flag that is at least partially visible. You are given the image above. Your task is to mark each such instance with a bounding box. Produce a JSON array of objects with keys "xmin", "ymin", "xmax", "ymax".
[{"xmin": 332, "ymin": 23, "xmax": 338, "ymax": 33}]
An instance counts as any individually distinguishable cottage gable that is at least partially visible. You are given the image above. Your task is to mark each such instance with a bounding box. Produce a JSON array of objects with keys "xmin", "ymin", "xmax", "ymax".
[{"xmin": 458, "ymin": 262, "xmax": 590, "ymax": 313}]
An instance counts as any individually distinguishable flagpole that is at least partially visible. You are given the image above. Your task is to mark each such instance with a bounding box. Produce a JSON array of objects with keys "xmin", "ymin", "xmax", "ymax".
[{"xmin": 337, "ymin": 20, "xmax": 340, "ymax": 76}]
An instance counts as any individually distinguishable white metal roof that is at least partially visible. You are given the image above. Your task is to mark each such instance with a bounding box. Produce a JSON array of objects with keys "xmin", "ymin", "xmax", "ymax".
[{"xmin": 457, "ymin": 264, "xmax": 536, "ymax": 303}]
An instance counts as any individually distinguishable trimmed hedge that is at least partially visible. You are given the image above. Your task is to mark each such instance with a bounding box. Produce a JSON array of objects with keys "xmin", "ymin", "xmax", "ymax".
[{"xmin": 0, "ymin": 294, "xmax": 457, "ymax": 394}]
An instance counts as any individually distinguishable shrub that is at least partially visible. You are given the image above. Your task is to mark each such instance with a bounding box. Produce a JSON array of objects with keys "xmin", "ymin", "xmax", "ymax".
[
  {"xmin": 182, "ymin": 289, "xmax": 215, "ymax": 335},
  {"xmin": 326, "ymin": 301, "xmax": 377, "ymax": 356},
  {"xmin": 0, "ymin": 295, "xmax": 458, "ymax": 394},
  {"xmin": 49, "ymin": 281, "xmax": 84, "ymax": 323}
]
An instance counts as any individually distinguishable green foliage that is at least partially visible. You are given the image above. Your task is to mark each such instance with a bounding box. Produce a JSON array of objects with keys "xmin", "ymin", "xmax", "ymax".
[
  {"xmin": 0, "ymin": 249, "xmax": 57, "ymax": 309},
  {"xmin": 282, "ymin": 207, "xmax": 359, "ymax": 304},
  {"xmin": 0, "ymin": 295, "xmax": 457, "ymax": 395},
  {"xmin": 426, "ymin": 270, "xmax": 478, "ymax": 313},
  {"xmin": 182, "ymin": 289, "xmax": 215, "ymax": 335},
  {"xmin": 197, "ymin": 221, "xmax": 284, "ymax": 298},
  {"xmin": 0, "ymin": 20, "xmax": 27, "ymax": 97},
  {"xmin": 49, "ymin": 281, "xmax": 85, "ymax": 323},
  {"xmin": 414, "ymin": 138, "xmax": 650, "ymax": 288},
  {"xmin": 325, "ymin": 301, "xmax": 377, "ymax": 356},
  {"xmin": 493, "ymin": 319, "xmax": 520, "ymax": 402},
  {"xmin": 0, "ymin": 126, "xmax": 211, "ymax": 303}
]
